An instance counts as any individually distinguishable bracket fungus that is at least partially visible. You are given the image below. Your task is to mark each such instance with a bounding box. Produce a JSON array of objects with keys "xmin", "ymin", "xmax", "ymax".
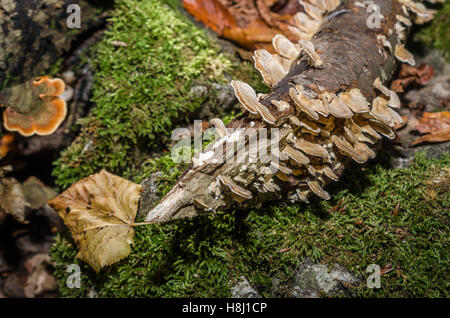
[
  {"xmin": 136, "ymin": 0, "xmax": 439, "ymax": 231},
  {"xmin": 1, "ymin": 76, "xmax": 67, "ymax": 137},
  {"xmin": 298, "ymin": 40, "xmax": 323, "ymax": 68},
  {"xmin": 395, "ymin": 44, "xmax": 415, "ymax": 66}
]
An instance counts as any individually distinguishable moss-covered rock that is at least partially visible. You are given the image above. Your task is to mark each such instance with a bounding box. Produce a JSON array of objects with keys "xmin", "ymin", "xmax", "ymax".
[{"xmin": 50, "ymin": 152, "xmax": 450, "ymax": 297}]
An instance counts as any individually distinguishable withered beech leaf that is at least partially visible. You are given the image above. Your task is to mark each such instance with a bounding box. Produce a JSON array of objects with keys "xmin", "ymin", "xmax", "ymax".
[
  {"xmin": 390, "ymin": 63, "xmax": 434, "ymax": 93},
  {"xmin": 411, "ymin": 128, "xmax": 450, "ymax": 146},
  {"xmin": 48, "ymin": 170, "xmax": 142, "ymax": 272},
  {"xmin": 23, "ymin": 176, "xmax": 57, "ymax": 209},
  {"xmin": 183, "ymin": 0, "xmax": 299, "ymax": 51},
  {"xmin": 0, "ymin": 176, "xmax": 30, "ymax": 223},
  {"xmin": 410, "ymin": 111, "xmax": 450, "ymax": 146}
]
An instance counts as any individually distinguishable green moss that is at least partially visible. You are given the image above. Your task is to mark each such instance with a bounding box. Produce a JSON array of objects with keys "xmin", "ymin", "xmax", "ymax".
[
  {"xmin": 416, "ymin": 2, "xmax": 450, "ymax": 61},
  {"xmin": 52, "ymin": 0, "xmax": 262, "ymax": 189},
  {"xmin": 50, "ymin": 152, "xmax": 450, "ymax": 297}
]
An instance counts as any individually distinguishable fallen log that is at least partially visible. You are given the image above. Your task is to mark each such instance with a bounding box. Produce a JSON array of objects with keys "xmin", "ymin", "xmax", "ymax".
[{"xmin": 138, "ymin": 0, "xmax": 439, "ymax": 223}]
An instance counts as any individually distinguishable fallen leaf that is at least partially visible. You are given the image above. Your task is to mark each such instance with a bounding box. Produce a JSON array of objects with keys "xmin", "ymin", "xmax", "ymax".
[
  {"xmin": 390, "ymin": 63, "xmax": 434, "ymax": 93},
  {"xmin": 411, "ymin": 128, "xmax": 450, "ymax": 146},
  {"xmin": 392, "ymin": 202, "xmax": 400, "ymax": 216},
  {"xmin": 183, "ymin": 0, "xmax": 300, "ymax": 51},
  {"xmin": 48, "ymin": 170, "xmax": 142, "ymax": 272},
  {"xmin": 22, "ymin": 176, "xmax": 57, "ymax": 209},
  {"xmin": 413, "ymin": 111, "xmax": 450, "ymax": 134},
  {"xmin": 278, "ymin": 247, "xmax": 291, "ymax": 253},
  {"xmin": 380, "ymin": 263, "xmax": 393, "ymax": 275},
  {"xmin": 410, "ymin": 112, "xmax": 450, "ymax": 146},
  {"xmin": 0, "ymin": 176, "xmax": 30, "ymax": 224},
  {"xmin": 182, "ymin": 0, "xmax": 237, "ymax": 35},
  {"xmin": 327, "ymin": 198, "xmax": 343, "ymax": 213}
]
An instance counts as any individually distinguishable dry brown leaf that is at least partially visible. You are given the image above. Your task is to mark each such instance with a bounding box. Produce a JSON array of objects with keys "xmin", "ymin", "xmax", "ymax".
[
  {"xmin": 410, "ymin": 111, "xmax": 450, "ymax": 146},
  {"xmin": 182, "ymin": 0, "xmax": 237, "ymax": 35},
  {"xmin": 48, "ymin": 170, "xmax": 142, "ymax": 272},
  {"xmin": 411, "ymin": 128, "xmax": 450, "ymax": 146},
  {"xmin": 0, "ymin": 175, "xmax": 30, "ymax": 224},
  {"xmin": 390, "ymin": 63, "xmax": 434, "ymax": 93},
  {"xmin": 111, "ymin": 41, "xmax": 128, "ymax": 47},
  {"xmin": 413, "ymin": 111, "xmax": 450, "ymax": 134},
  {"xmin": 22, "ymin": 176, "xmax": 57, "ymax": 209},
  {"xmin": 183, "ymin": 0, "xmax": 299, "ymax": 50}
]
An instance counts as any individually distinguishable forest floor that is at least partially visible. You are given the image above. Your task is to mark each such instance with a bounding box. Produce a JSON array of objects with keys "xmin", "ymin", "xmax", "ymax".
[{"xmin": 0, "ymin": 0, "xmax": 449, "ymax": 298}]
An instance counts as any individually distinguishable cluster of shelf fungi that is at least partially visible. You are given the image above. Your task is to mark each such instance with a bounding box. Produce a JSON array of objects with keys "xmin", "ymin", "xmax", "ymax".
[{"xmin": 141, "ymin": 0, "xmax": 441, "ymax": 223}]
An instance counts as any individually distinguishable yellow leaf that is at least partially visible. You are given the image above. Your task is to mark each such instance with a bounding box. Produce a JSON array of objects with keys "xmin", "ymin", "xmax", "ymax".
[{"xmin": 48, "ymin": 170, "xmax": 142, "ymax": 272}]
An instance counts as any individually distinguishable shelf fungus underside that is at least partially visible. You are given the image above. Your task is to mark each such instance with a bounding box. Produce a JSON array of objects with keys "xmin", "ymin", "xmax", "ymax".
[{"xmin": 143, "ymin": 0, "xmax": 439, "ymax": 223}]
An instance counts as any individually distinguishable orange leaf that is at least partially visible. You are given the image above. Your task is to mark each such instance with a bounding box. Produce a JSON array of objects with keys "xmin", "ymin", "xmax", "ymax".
[
  {"xmin": 411, "ymin": 128, "xmax": 450, "ymax": 146},
  {"xmin": 414, "ymin": 111, "xmax": 450, "ymax": 134},
  {"xmin": 182, "ymin": 0, "xmax": 237, "ymax": 35},
  {"xmin": 183, "ymin": 0, "xmax": 300, "ymax": 50}
]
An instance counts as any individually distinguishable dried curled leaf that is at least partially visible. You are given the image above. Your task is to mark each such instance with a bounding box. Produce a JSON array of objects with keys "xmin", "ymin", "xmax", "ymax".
[
  {"xmin": 390, "ymin": 63, "xmax": 434, "ymax": 93},
  {"xmin": 410, "ymin": 111, "xmax": 450, "ymax": 146},
  {"xmin": 411, "ymin": 128, "xmax": 450, "ymax": 146},
  {"xmin": 182, "ymin": 0, "xmax": 237, "ymax": 35},
  {"xmin": 183, "ymin": 0, "xmax": 300, "ymax": 50},
  {"xmin": 48, "ymin": 170, "xmax": 142, "ymax": 272},
  {"xmin": 0, "ymin": 176, "xmax": 30, "ymax": 223},
  {"xmin": 22, "ymin": 176, "xmax": 57, "ymax": 209}
]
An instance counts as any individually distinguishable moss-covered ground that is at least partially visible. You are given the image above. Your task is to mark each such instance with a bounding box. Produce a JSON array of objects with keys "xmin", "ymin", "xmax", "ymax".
[
  {"xmin": 50, "ymin": 0, "xmax": 450, "ymax": 298},
  {"xmin": 51, "ymin": 151, "xmax": 450, "ymax": 297}
]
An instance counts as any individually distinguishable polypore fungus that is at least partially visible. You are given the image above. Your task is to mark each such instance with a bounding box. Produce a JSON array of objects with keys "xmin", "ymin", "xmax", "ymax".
[
  {"xmin": 394, "ymin": 44, "xmax": 415, "ymax": 66},
  {"xmin": 2, "ymin": 76, "xmax": 67, "ymax": 136}
]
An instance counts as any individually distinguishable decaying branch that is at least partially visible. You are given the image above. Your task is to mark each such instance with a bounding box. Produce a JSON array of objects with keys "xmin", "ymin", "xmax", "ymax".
[{"xmin": 142, "ymin": 0, "xmax": 440, "ymax": 223}]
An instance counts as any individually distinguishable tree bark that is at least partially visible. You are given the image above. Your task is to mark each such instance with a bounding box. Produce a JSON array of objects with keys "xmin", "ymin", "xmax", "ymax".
[
  {"xmin": 0, "ymin": 0, "xmax": 105, "ymax": 89},
  {"xmin": 141, "ymin": 0, "xmax": 421, "ymax": 223}
]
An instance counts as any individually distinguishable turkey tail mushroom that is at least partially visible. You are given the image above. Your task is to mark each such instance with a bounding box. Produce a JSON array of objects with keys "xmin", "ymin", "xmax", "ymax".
[
  {"xmin": 1, "ymin": 76, "xmax": 67, "ymax": 136},
  {"xmin": 142, "ymin": 0, "xmax": 437, "ymax": 223}
]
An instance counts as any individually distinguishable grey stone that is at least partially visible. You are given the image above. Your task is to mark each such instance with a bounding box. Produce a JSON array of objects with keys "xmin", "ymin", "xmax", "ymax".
[
  {"xmin": 231, "ymin": 276, "xmax": 261, "ymax": 298},
  {"xmin": 190, "ymin": 85, "xmax": 208, "ymax": 98},
  {"xmin": 289, "ymin": 260, "xmax": 360, "ymax": 298},
  {"xmin": 212, "ymin": 83, "xmax": 235, "ymax": 110}
]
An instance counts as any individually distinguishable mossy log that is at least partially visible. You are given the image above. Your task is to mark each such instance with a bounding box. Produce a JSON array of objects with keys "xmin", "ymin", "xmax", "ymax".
[
  {"xmin": 142, "ymin": 0, "xmax": 426, "ymax": 222},
  {"xmin": 0, "ymin": 0, "xmax": 104, "ymax": 89}
]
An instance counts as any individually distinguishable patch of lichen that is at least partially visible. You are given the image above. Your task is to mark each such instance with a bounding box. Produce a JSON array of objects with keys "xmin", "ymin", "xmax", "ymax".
[
  {"xmin": 50, "ymin": 152, "xmax": 450, "ymax": 297},
  {"xmin": 52, "ymin": 0, "xmax": 262, "ymax": 189},
  {"xmin": 416, "ymin": 2, "xmax": 450, "ymax": 61}
]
